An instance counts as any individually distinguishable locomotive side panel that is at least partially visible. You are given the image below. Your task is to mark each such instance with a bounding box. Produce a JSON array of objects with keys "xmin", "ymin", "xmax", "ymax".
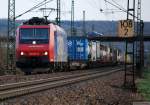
[
  {"xmin": 54, "ymin": 26, "xmax": 68, "ymax": 62},
  {"xmin": 49, "ymin": 24, "xmax": 55, "ymax": 63}
]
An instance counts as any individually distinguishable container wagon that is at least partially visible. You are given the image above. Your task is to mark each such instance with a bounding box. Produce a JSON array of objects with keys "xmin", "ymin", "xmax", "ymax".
[
  {"xmin": 67, "ymin": 36, "xmax": 89, "ymax": 69},
  {"xmin": 68, "ymin": 36, "xmax": 120, "ymax": 69}
]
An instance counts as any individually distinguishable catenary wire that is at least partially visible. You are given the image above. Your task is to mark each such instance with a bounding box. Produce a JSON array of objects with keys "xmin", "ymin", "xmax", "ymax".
[{"xmin": 15, "ymin": 0, "xmax": 55, "ymax": 19}]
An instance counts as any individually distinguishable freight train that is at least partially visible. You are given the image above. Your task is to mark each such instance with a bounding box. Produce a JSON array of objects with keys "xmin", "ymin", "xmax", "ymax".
[{"xmin": 16, "ymin": 17, "xmax": 123, "ymax": 74}]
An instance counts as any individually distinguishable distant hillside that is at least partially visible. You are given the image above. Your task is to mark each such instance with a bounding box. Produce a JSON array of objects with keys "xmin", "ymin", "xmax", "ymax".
[
  {"xmin": 1, "ymin": 19, "xmax": 150, "ymax": 36},
  {"xmin": 0, "ymin": 19, "xmax": 150, "ymax": 54},
  {"xmin": 0, "ymin": 19, "xmax": 7, "ymax": 36},
  {"xmin": 61, "ymin": 21, "xmax": 118, "ymax": 36}
]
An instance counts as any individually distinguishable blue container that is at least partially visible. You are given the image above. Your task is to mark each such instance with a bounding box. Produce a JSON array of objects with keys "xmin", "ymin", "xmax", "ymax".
[{"xmin": 67, "ymin": 36, "xmax": 88, "ymax": 61}]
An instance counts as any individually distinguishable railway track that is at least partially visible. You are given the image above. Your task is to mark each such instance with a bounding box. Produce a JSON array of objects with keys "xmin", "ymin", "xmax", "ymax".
[{"xmin": 0, "ymin": 67, "xmax": 123, "ymax": 101}]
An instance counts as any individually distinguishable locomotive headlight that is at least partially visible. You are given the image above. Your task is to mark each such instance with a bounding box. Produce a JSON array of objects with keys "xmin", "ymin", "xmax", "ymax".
[
  {"xmin": 50, "ymin": 59, "xmax": 54, "ymax": 61},
  {"xmin": 20, "ymin": 52, "xmax": 24, "ymax": 55},
  {"xmin": 44, "ymin": 51, "xmax": 48, "ymax": 55}
]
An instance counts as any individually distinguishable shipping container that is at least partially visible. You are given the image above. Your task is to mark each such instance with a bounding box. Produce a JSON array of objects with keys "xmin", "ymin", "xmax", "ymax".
[
  {"xmin": 117, "ymin": 49, "xmax": 122, "ymax": 63},
  {"xmin": 89, "ymin": 41, "xmax": 106, "ymax": 61},
  {"xmin": 112, "ymin": 48, "xmax": 118, "ymax": 63},
  {"xmin": 89, "ymin": 41, "xmax": 97, "ymax": 61},
  {"xmin": 67, "ymin": 36, "xmax": 89, "ymax": 69},
  {"xmin": 67, "ymin": 36, "xmax": 88, "ymax": 61},
  {"xmin": 96, "ymin": 41, "xmax": 101, "ymax": 60}
]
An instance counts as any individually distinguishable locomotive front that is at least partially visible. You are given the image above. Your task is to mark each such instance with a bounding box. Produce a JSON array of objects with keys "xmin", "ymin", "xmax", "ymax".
[{"xmin": 16, "ymin": 24, "xmax": 50, "ymax": 68}]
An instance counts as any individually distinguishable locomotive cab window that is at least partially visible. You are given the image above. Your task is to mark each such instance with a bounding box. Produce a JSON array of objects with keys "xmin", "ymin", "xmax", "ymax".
[
  {"xmin": 20, "ymin": 28, "xmax": 34, "ymax": 40},
  {"xmin": 19, "ymin": 28, "xmax": 49, "ymax": 44},
  {"xmin": 35, "ymin": 28, "xmax": 49, "ymax": 40}
]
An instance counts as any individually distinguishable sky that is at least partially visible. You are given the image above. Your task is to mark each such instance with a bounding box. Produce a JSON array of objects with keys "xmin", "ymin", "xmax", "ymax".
[{"xmin": 0, "ymin": 0, "xmax": 150, "ymax": 21}]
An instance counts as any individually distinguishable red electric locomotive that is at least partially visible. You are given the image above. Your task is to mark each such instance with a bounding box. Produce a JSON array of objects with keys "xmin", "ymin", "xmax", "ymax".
[{"xmin": 16, "ymin": 17, "xmax": 68, "ymax": 73}]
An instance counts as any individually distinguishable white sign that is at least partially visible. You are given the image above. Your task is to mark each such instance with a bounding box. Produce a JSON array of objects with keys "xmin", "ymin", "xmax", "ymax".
[{"xmin": 118, "ymin": 20, "xmax": 134, "ymax": 37}]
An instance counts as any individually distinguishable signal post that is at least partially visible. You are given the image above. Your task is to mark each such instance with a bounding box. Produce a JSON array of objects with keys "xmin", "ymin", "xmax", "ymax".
[{"xmin": 118, "ymin": 19, "xmax": 135, "ymax": 90}]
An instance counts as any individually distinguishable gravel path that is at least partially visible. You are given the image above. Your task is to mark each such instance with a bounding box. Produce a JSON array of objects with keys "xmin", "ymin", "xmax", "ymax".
[{"xmin": 0, "ymin": 71, "xmax": 144, "ymax": 105}]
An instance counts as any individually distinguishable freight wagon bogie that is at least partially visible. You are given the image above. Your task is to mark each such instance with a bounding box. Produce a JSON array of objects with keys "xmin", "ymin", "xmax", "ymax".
[
  {"xmin": 51, "ymin": 62, "xmax": 69, "ymax": 72},
  {"xmin": 68, "ymin": 60, "xmax": 88, "ymax": 70}
]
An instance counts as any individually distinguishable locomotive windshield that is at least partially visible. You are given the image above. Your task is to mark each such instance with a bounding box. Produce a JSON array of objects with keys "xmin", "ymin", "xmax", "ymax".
[
  {"xmin": 20, "ymin": 28, "xmax": 49, "ymax": 44},
  {"xmin": 20, "ymin": 28, "xmax": 34, "ymax": 39}
]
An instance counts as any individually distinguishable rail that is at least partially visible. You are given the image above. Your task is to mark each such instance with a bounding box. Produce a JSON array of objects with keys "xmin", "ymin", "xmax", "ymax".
[{"xmin": 0, "ymin": 67, "xmax": 123, "ymax": 101}]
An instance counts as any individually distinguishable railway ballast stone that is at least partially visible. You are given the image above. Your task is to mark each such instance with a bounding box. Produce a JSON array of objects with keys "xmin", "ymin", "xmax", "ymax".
[{"xmin": 1, "ymin": 71, "xmax": 143, "ymax": 105}]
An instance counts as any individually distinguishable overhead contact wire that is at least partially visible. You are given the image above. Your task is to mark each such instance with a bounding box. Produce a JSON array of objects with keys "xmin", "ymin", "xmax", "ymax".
[{"xmin": 15, "ymin": 0, "xmax": 55, "ymax": 19}]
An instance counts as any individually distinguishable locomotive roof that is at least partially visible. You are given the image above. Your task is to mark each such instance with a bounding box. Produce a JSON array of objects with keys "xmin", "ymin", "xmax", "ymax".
[{"xmin": 23, "ymin": 17, "xmax": 56, "ymax": 25}]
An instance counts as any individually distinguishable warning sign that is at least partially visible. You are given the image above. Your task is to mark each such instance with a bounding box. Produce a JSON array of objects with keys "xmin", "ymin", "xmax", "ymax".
[{"xmin": 118, "ymin": 20, "xmax": 134, "ymax": 37}]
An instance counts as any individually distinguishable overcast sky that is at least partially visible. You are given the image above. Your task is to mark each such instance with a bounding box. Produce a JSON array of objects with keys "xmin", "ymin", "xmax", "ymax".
[{"xmin": 0, "ymin": 0, "xmax": 150, "ymax": 21}]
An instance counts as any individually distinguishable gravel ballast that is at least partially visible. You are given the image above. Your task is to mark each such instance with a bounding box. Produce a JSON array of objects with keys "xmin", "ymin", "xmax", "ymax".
[{"xmin": 1, "ymin": 71, "xmax": 144, "ymax": 105}]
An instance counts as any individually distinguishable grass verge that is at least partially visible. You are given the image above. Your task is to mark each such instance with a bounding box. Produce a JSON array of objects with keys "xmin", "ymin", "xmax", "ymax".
[{"xmin": 137, "ymin": 68, "xmax": 150, "ymax": 101}]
